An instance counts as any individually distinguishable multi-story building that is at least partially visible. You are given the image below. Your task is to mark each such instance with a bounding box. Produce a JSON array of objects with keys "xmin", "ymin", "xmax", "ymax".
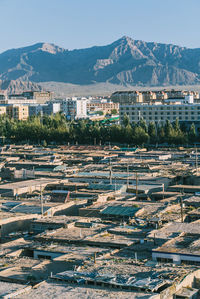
[
  {"xmin": 112, "ymin": 89, "xmax": 199, "ymax": 104},
  {"xmin": 42, "ymin": 102, "xmax": 60, "ymax": 115},
  {"xmin": 8, "ymin": 91, "xmax": 52, "ymax": 103},
  {"xmin": 62, "ymin": 98, "xmax": 87, "ymax": 120},
  {"xmin": 0, "ymin": 98, "xmax": 37, "ymax": 105},
  {"xmin": 6, "ymin": 105, "xmax": 29, "ymax": 120},
  {"xmin": 28, "ymin": 102, "xmax": 60, "ymax": 117},
  {"xmin": 22, "ymin": 91, "xmax": 52, "ymax": 102},
  {"xmin": 120, "ymin": 95, "xmax": 200, "ymax": 127},
  {"xmin": 87, "ymin": 100, "xmax": 119, "ymax": 115},
  {"xmin": 28, "ymin": 104, "xmax": 43, "ymax": 117},
  {"xmin": 142, "ymin": 91, "xmax": 157, "ymax": 103},
  {"xmin": 111, "ymin": 91, "xmax": 143, "ymax": 104}
]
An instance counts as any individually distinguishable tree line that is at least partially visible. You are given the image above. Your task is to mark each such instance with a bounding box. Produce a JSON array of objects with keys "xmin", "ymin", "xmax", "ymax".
[{"xmin": 0, "ymin": 113, "xmax": 198, "ymax": 146}]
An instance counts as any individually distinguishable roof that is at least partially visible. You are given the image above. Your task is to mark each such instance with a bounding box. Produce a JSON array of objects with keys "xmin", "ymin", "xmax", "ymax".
[{"xmin": 100, "ymin": 205, "xmax": 139, "ymax": 217}]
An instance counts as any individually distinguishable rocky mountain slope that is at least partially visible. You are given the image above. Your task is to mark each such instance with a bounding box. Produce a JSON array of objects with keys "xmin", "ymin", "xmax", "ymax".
[
  {"xmin": 0, "ymin": 80, "xmax": 42, "ymax": 94},
  {"xmin": 0, "ymin": 37, "xmax": 200, "ymax": 86}
]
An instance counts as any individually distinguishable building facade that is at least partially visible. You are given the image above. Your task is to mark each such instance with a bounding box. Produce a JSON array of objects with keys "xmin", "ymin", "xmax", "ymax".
[
  {"xmin": 62, "ymin": 98, "xmax": 87, "ymax": 120},
  {"xmin": 120, "ymin": 95, "xmax": 200, "ymax": 127},
  {"xmin": 87, "ymin": 101, "xmax": 119, "ymax": 115},
  {"xmin": 6, "ymin": 105, "xmax": 29, "ymax": 120}
]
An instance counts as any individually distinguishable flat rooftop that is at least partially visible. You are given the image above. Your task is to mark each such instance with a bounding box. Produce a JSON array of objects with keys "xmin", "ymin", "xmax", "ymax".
[{"xmin": 153, "ymin": 233, "xmax": 200, "ymax": 256}]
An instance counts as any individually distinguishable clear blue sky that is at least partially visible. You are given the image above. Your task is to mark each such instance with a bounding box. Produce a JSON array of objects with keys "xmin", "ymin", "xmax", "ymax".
[{"xmin": 0, "ymin": 0, "xmax": 199, "ymax": 53}]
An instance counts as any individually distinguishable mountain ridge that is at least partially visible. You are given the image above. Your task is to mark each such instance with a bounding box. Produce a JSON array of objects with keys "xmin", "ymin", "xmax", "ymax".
[{"xmin": 0, "ymin": 36, "xmax": 200, "ymax": 86}]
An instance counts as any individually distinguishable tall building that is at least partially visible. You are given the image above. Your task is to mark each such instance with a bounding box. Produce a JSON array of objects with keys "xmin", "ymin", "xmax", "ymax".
[{"xmin": 62, "ymin": 98, "xmax": 87, "ymax": 120}]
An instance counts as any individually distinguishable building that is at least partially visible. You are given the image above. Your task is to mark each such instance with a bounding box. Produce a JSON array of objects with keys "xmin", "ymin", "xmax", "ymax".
[
  {"xmin": 87, "ymin": 99, "xmax": 119, "ymax": 115},
  {"xmin": 22, "ymin": 91, "xmax": 52, "ymax": 102},
  {"xmin": 28, "ymin": 102, "xmax": 60, "ymax": 117},
  {"xmin": 1, "ymin": 97, "xmax": 37, "ymax": 105},
  {"xmin": 120, "ymin": 95, "xmax": 200, "ymax": 127},
  {"xmin": 28, "ymin": 104, "xmax": 43, "ymax": 117},
  {"xmin": 62, "ymin": 98, "xmax": 87, "ymax": 120},
  {"xmin": 6, "ymin": 104, "xmax": 29, "ymax": 120},
  {"xmin": 42, "ymin": 102, "xmax": 60, "ymax": 115},
  {"xmin": 0, "ymin": 105, "xmax": 7, "ymax": 116},
  {"xmin": 111, "ymin": 91, "xmax": 143, "ymax": 104}
]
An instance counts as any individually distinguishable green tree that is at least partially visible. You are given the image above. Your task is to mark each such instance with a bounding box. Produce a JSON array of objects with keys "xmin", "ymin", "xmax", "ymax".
[
  {"xmin": 122, "ymin": 113, "xmax": 130, "ymax": 127},
  {"xmin": 148, "ymin": 122, "xmax": 157, "ymax": 144},
  {"xmin": 111, "ymin": 109, "xmax": 118, "ymax": 115},
  {"xmin": 133, "ymin": 126, "xmax": 149, "ymax": 145},
  {"xmin": 188, "ymin": 123, "xmax": 197, "ymax": 144}
]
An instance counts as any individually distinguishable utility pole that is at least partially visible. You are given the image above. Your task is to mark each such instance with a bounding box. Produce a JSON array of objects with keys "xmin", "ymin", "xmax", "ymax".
[
  {"xmin": 40, "ymin": 186, "xmax": 44, "ymax": 217},
  {"xmin": 127, "ymin": 164, "xmax": 129, "ymax": 189},
  {"xmin": 196, "ymin": 146, "xmax": 198, "ymax": 175},
  {"xmin": 180, "ymin": 194, "xmax": 184, "ymax": 223},
  {"xmin": 162, "ymin": 183, "xmax": 164, "ymax": 200},
  {"xmin": 136, "ymin": 172, "xmax": 138, "ymax": 199},
  {"xmin": 109, "ymin": 158, "xmax": 112, "ymax": 185}
]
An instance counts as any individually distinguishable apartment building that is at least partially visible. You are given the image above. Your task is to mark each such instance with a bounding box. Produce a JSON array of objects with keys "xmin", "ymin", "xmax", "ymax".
[
  {"xmin": 6, "ymin": 105, "xmax": 29, "ymax": 120},
  {"xmin": 112, "ymin": 89, "xmax": 199, "ymax": 104},
  {"xmin": 120, "ymin": 95, "xmax": 200, "ymax": 126},
  {"xmin": 62, "ymin": 98, "xmax": 87, "ymax": 120},
  {"xmin": 28, "ymin": 102, "xmax": 60, "ymax": 117},
  {"xmin": 111, "ymin": 91, "xmax": 143, "ymax": 104}
]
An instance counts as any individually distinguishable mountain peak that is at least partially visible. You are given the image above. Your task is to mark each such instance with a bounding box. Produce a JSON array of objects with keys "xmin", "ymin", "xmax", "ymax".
[{"xmin": 39, "ymin": 43, "xmax": 64, "ymax": 54}]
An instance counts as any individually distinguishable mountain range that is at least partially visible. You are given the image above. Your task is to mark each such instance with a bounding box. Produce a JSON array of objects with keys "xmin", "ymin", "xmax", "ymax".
[{"xmin": 1, "ymin": 36, "xmax": 200, "ymax": 87}]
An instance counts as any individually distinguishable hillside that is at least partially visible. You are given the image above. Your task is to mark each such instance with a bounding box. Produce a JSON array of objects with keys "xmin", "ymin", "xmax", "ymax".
[{"xmin": 0, "ymin": 37, "xmax": 200, "ymax": 86}]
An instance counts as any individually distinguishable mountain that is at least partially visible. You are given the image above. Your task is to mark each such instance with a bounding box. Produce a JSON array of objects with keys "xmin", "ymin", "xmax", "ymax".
[
  {"xmin": 0, "ymin": 80, "xmax": 42, "ymax": 94},
  {"xmin": 1, "ymin": 36, "xmax": 200, "ymax": 86}
]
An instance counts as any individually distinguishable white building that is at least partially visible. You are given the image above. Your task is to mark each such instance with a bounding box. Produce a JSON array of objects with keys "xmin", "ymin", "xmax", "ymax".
[
  {"xmin": 120, "ymin": 95, "xmax": 200, "ymax": 126},
  {"xmin": 61, "ymin": 98, "xmax": 87, "ymax": 120}
]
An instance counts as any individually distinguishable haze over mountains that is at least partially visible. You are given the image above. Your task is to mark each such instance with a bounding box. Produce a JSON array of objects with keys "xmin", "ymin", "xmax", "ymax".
[{"xmin": 1, "ymin": 36, "xmax": 200, "ymax": 91}]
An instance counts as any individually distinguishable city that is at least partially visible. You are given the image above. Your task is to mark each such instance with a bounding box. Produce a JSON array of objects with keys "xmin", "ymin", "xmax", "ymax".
[
  {"xmin": 0, "ymin": 88, "xmax": 197, "ymax": 298},
  {"xmin": 1, "ymin": 0, "xmax": 200, "ymax": 298}
]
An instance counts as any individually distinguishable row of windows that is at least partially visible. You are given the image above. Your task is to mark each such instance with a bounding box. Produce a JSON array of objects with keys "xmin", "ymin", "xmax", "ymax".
[
  {"xmin": 121, "ymin": 111, "xmax": 200, "ymax": 115},
  {"xmin": 121, "ymin": 106, "xmax": 200, "ymax": 111},
  {"xmin": 121, "ymin": 114, "xmax": 199, "ymax": 121}
]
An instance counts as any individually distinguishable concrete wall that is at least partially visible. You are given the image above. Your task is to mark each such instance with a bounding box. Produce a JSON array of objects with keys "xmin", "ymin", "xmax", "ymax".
[
  {"xmin": 33, "ymin": 250, "xmax": 63, "ymax": 260},
  {"xmin": 0, "ymin": 215, "xmax": 39, "ymax": 237},
  {"xmin": 152, "ymin": 251, "xmax": 200, "ymax": 265}
]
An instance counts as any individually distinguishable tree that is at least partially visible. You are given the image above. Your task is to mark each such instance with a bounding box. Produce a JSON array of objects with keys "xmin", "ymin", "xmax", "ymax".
[
  {"xmin": 122, "ymin": 113, "xmax": 130, "ymax": 127},
  {"xmin": 148, "ymin": 122, "xmax": 157, "ymax": 144},
  {"xmin": 188, "ymin": 123, "xmax": 197, "ymax": 144},
  {"xmin": 111, "ymin": 109, "xmax": 118, "ymax": 115},
  {"xmin": 138, "ymin": 118, "xmax": 148, "ymax": 133},
  {"xmin": 133, "ymin": 126, "xmax": 149, "ymax": 146}
]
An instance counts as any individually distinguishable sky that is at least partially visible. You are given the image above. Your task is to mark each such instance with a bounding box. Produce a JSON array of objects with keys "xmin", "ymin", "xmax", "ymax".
[{"xmin": 0, "ymin": 0, "xmax": 199, "ymax": 53}]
